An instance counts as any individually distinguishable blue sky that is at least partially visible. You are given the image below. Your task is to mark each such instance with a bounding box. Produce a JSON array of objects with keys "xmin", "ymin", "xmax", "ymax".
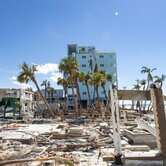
[{"xmin": 0, "ymin": 0, "xmax": 166, "ymax": 92}]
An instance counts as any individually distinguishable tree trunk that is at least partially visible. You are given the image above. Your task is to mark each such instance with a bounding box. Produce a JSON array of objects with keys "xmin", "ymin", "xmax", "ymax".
[
  {"xmin": 44, "ymin": 85, "xmax": 47, "ymax": 99},
  {"xmin": 33, "ymin": 79, "xmax": 55, "ymax": 118},
  {"xmin": 85, "ymin": 82, "xmax": 91, "ymax": 107},
  {"xmin": 64, "ymin": 88, "xmax": 67, "ymax": 114},
  {"xmin": 76, "ymin": 81, "xmax": 81, "ymax": 116},
  {"xmin": 95, "ymin": 86, "xmax": 101, "ymax": 114},
  {"xmin": 102, "ymin": 85, "xmax": 107, "ymax": 99},
  {"xmin": 71, "ymin": 81, "xmax": 78, "ymax": 118}
]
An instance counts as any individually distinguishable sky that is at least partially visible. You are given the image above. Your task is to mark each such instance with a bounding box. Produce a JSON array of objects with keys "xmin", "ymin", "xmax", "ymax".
[{"xmin": 0, "ymin": 0, "xmax": 166, "ymax": 93}]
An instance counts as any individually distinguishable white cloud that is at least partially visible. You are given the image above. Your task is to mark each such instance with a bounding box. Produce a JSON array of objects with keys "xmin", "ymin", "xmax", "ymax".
[
  {"xmin": 36, "ymin": 63, "xmax": 59, "ymax": 75},
  {"xmin": 50, "ymin": 72, "xmax": 63, "ymax": 83},
  {"xmin": 10, "ymin": 76, "xmax": 17, "ymax": 80},
  {"xmin": 12, "ymin": 81, "xmax": 32, "ymax": 89},
  {"xmin": 115, "ymin": 12, "xmax": 118, "ymax": 16},
  {"xmin": 35, "ymin": 63, "xmax": 63, "ymax": 85}
]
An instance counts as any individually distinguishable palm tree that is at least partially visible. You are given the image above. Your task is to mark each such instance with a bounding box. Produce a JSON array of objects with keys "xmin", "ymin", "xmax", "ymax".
[
  {"xmin": 46, "ymin": 81, "xmax": 51, "ymax": 104},
  {"xmin": 41, "ymin": 79, "xmax": 49, "ymax": 99},
  {"xmin": 132, "ymin": 84, "xmax": 141, "ymax": 90},
  {"xmin": 99, "ymin": 70, "xmax": 107, "ymax": 99},
  {"xmin": 79, "ymin": 72, "xmax": 91, "ymax": 107},
  {"xmin": 17, "ymin": 62, "xmax": 55, "ymax": 118},
  {"xmin": 59, "ymin": 56, "xmax": 79, "ymax": 117},
  {"xmin": 132, "ymin": 80, "xmax": 141, "ymax": 110},
  {"xmin": 154, "ymin": 74, "xmax": 166, "ymax": 88},
  {"xmin": 73, "ymin": 70, "xmax": 81, "ymax": 102},
  {"xmin": 89, "ymin": 72, "xmax": 103, "ymax": 116},
  {"xmin": 139, "ymin": 79, "xmax": 147, "ymax": 110},
  {"xmin": 50, "ymin": 87, "xmax": 55, "ymax": 103},
  {"xmin": 57, "ymin": 77, "xmax": 69, "ymax": 114},
  {"xmin": 141, "ymin": 67, "xmax": 157, "ymax": 111},
  {"xmin": 140, "ymin": 79, "xmax": 147, "ymax": 90},
  {"xmin": 90, "ymin": 72, "xmax": 103, "ymax": 108},
  {"xmin": 72, "ymin": 70, "xmax": 83, "ymax": 116},
  {"xmin": 141, "ymin": 66, "xmax": 157, "ymax": 90},
  {"xmin": 79, "ymin": 72, "xmax": 92, "ymax": 106}
]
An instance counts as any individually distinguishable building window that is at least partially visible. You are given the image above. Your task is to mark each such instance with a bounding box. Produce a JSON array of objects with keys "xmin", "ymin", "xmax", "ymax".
[
  {"xmin": 82, "ymin": 92, "xmax": 87, "ymax": 95},
  {"xmin": 82, "ymin": 64, "xmax": 86, "ymax": 67},
  {"xmin": 100, "ymin": 55, "xmax": 104, "ymax": 58},
  {"xmin": 82, "ymin": 82, "xmax": 85, "ymax": 85},
  {"xmin": 82, "ymin": 56, "xmax": 86, "ymax": 58},
  {"xmin": 100, "ymin": 64, "xmax": 104, "ymax": 67}
]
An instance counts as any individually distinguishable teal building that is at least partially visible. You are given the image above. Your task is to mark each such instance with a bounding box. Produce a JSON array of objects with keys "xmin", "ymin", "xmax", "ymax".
[{"xmin": 67, "ymin": 44, "xmax": 118, "ymax": 108}]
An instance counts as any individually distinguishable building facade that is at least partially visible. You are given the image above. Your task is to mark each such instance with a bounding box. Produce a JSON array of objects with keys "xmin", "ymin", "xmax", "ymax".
[
  {"xmin": 35, "ymin": 89, "xmax": 63, "ymax": 104},
  {"xmin": 0, "ymin": 88, "xmax": 35, "ymax": 112},
  {"xmin": 67, "ymin": 44, "xmax": 118, "ymax": 107}
]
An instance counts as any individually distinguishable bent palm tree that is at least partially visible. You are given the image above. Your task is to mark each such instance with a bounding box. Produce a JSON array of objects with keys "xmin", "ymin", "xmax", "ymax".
[{"xmin": 17, "ymin": 62, "xmax": 55, "ymax": 118}]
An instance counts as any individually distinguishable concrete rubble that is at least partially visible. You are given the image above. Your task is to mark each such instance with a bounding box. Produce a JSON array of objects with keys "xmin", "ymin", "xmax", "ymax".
[
  {"xmin": 0, "ymin": 85, "xmax": 165, "ymax": 166},
  {"xmin": 0, "ymin": 112, "xmax": 161, "ymax": 166}
]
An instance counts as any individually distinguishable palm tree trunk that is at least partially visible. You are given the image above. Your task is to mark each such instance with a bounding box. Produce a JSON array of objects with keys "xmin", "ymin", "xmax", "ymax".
[
  {"xmin": 93, "ymin": 85, "xmax": 96, "ymax": 104},
  {"xmin": 102, "ymin": 85, "xmax": 107, "ymax": 99},
  {"xmin": 95, "ymin": 86, "xmax": 101, "ymax": 114},
  {"xmin": 76, "ymin": 81, "xmax": 81, "ymax": 116},
  {"xmin": 33, "ymin": 79, "xmax": 55, "ymax": 118},
  {"xmin": 95, "ymin": 86, "xmax": 99, "ymax": 101},
  {"xmin": 85, "ymin": 82, "xmax": 91, "ymax": 107},
  {"xmin": 64, "ymin": 88, "xmax": 67, "ymax": 114},
  {"xmin": 44, "ymin": 85, "xmax": 47, "ymax": 99},
  {"xmin": 71, "ymin": 81, "xmax": 78, "ymax": 118},
  {"xmin": 102, "ymin": 85, "xmax": 109, "ymax": 110}
]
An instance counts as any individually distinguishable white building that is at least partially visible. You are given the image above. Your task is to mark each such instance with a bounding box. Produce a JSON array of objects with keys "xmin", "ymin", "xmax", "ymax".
[{"xmin": 0, "ymin": 88, "xmax": 35, "ymax": 112}]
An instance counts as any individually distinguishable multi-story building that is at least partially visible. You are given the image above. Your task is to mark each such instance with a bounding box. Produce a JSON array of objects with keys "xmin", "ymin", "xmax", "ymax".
[
  {"xmin": 0, "ymin": 88, "xmax": 35, "ymax": 112},
  {"xmin": 67, "ymin": 44, "xmax": 118, "ymax": 108}
]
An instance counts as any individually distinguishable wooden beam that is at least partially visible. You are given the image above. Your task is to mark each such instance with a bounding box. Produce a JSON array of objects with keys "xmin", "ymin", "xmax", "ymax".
[{"xmin": 118, "ymin": 90, "xmax": 151, "ymax": 100}]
